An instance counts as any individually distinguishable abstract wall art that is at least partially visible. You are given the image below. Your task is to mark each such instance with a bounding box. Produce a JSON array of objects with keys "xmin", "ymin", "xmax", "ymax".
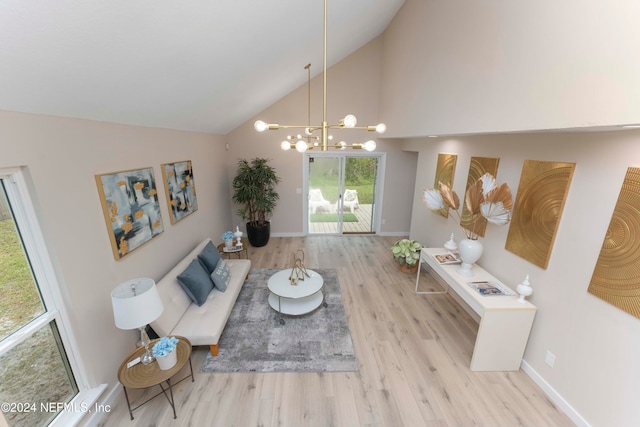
[
  {"xmin": 161, "ymin": 160, "xmax": 198, "ymax": 224},
  {"xmin": 505, "ymin": 160, "xmax": 575, "ymax": 269},
  {"xmin": 96, "ymin": 167, "xmax": 164, "ymax": 260},
  {"xmin": 460, "ymin": 156, "xmax": 500, "ymax": 238},
  {"xmin": 588, "ymin": 167, "xmax": 640, "ymax": 319},
  {"xmin": 433, "ymin": 153, "xmax": 457, "ymax": 218}
]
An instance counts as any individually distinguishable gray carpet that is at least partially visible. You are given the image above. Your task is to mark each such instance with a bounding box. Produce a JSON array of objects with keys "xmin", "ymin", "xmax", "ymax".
[{"xmin": 200, "ymin": 268, "xmax": 358, "ymax": 373}]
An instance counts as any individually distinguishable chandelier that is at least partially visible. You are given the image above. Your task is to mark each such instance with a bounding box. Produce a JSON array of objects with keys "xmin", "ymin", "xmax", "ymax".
[{"xmin": 253, "ymin": 0, "xmax": 386, "ymax": 152}]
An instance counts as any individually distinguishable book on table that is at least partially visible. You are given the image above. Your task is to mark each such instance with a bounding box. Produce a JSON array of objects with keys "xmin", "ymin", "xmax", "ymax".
[
  {"xmin": 468, "ymin": 281, "xmax": 514, "ymax": 296},
  {"xmin": 433, "ymin": 252, "xmax": 462, "ymax": 265}
]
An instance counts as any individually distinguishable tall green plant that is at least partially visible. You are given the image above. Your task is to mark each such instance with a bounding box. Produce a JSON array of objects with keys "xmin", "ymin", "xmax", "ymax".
[{"xmin": 232, "ymin": 158, "xmax": 280, "ymax": 227}]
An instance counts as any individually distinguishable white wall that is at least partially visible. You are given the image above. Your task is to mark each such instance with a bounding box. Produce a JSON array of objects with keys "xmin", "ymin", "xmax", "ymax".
[
  {"xmin": 226, "ymin": 36, "xmax": 417, "ymax": 236},
  {"xmin": 0, "ymin": 110, "xmax": 231, "ymax": 388},
  {"xmin": 380, "ymin": 0, "xmax": 640, "ymax": 138},
  {"xmin": 405, "ymin": 131, "xmax": 640, "ymax": 427}
]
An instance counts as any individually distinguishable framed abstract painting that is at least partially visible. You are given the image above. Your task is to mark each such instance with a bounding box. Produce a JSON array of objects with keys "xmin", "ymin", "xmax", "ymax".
[
  {"xmin": 95, "ymin": 167, "xmax": 164, "ymax": 260},
  {"xmin": 161, "ymin": 160, "xmax": 198, "ymax": 224}
]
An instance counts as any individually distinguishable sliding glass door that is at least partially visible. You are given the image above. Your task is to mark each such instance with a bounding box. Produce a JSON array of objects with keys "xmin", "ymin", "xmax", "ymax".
[{"xmin": 305, "ymin": 153, "xmax": 383, "ymax": 235}]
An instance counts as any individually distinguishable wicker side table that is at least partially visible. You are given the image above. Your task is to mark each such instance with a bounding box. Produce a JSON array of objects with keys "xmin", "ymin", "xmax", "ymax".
[{"xmin": 117, "ymin": 336, "xmax": 194, "ymax": 420}]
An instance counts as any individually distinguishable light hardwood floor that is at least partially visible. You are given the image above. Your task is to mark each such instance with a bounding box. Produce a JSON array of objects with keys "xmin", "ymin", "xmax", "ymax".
[{"xmin": 98, "ymin": 236, "xmax": 574, "ymax": 427}]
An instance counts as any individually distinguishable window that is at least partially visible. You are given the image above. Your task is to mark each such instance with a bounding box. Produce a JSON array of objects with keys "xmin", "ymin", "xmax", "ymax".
[{"xmin": 0, "ymin": 168, "xmax": 101, "ymax": 426}]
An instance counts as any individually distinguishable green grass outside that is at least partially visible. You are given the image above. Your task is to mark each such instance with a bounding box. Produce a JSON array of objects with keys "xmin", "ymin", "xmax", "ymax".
[
  {"xmin": 308, "ymin": 175, "xmax": 375, "ymax": 205},
  {"xmin": 0, "ymin": 218, "xmax": 43, "ymax": 340}
]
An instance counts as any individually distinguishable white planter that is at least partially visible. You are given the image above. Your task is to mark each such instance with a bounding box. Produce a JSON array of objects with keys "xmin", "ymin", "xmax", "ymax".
[
  {"xmin": 156, "ymin": 348, "xmax": 177, "ymax": 370},
  {"xmin": 224, "ymin": 238, "xmax": 233, "ymax": 248},
  {"xmin": 457, "ymin": 238, "xmax": 483, "ymax": 277}
]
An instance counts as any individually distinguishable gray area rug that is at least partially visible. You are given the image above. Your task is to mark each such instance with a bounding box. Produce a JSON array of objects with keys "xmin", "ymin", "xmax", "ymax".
[{"xmin": 200, "ymin": 268, "xmax": 357, "ymax": 373}]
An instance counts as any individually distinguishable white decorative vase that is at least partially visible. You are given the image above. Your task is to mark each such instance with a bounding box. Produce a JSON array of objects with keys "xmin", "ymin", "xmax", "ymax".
[
  {"xmin": 457, "ymin": 239, "xmax": 483, "ymax": 277},
  {"xmin": 444, "ymin": 233, "xmax": 457, "ymax": 251},
  {"xmin": 224, "ymin": 238, "xmax": 233, "ymax": 248},
  {"xmin": 517, "ymin": 275, "xmax": 533, "ymax": 303},
  {"xmin": 234, "ymin": 226, "xmax": 243, "ymax": 247},
  {"xmin": 156, "ymin": 348, "xmax": 177, "ymax": 370}
]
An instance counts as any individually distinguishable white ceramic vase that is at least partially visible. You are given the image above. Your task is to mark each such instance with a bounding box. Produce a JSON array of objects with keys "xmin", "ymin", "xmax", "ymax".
[
  {"xmin": 224, "ymin": 238, "xmax": 233, "ymax": 248},
  {"xmin": 517, "ymin": 275, "xmax": 533, "ymax": 303},
  {"xmin": 156, "ymin": 348, "xmax": 177, "ymax": 370},
  {"xmin": 457, "ymin": 238, "xmax": 483, "ymax": 277}
]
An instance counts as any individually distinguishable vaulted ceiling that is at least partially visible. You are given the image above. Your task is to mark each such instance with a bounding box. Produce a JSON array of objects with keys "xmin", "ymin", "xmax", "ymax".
[{"xmin": 0, "ymin": 1, "xmax": 405, "ymax": 134}]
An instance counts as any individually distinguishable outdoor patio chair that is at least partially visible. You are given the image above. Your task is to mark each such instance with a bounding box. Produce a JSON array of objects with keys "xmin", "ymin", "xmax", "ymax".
[
  {"xmin": 309, "ymin": 189, "xmax": 332, "ymax": 214},
  {"xmin": 343, "ymin": 189, "xmax": 360, "ymax": 213}
]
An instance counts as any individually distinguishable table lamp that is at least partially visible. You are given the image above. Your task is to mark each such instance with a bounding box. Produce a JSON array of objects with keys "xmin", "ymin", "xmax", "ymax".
[{"xmin": 111, "ymin": 278, "xmax": 164, "ymax": 365}]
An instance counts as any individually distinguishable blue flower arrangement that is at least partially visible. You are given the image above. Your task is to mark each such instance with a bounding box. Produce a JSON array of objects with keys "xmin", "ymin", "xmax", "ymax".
[
  {"xmin": 152, "ymin": 336, "xmax": 178, "ymax": 358},
  {"xmin": 221, "ymin": 231, "xmax": 234, "ymax": 241}
]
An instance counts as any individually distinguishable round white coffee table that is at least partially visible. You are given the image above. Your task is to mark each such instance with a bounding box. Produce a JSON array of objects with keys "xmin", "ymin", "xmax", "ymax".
[{"xmin": 267, "ymin": 269, "xmax": 325, "ymax": 324}]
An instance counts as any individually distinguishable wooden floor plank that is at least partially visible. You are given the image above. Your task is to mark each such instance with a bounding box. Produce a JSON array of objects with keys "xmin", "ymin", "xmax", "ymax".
[{"xmin": 98, "ymin": 235, "xmax": 574, "ymax": 427}]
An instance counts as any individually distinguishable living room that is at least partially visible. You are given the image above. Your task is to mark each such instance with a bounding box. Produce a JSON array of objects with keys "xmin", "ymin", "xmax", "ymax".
[{"xmin": 2, "ymin": 0, "xmax": 639, "ymax": 426}]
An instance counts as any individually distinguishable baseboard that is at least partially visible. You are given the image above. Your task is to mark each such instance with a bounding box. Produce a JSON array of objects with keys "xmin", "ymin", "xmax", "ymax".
[
  {"xmin": 521, "ymin": 360, "xmax": 590, "ymax": 427},
  {"xmin": 377, "ymin": 231, "xmax": 409, "ymax": 237},
  {"xmin": 81, "ymin": 383, "xmax": 122, "ymax": 427},
  {"xmin": 270, "ymin": 232, "xmax": 306, "ymax": 237}
]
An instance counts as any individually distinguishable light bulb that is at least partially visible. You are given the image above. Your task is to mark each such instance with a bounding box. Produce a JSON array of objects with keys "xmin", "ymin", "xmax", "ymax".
[
  {"xmin": 254, "ymin": 120, "xmax": 268, "ymax": 132},
  {"xmin": 337, "ymin": 141, "xmax": 347, "ymax": 150},
  {"xmin": 343, "ymin": 114, "xmax": 357, "ymax": 128},
  {"xmin": 363, "ymin": 140, "xmax": 376, "ymax": 151},
  {"xmin": 281, "ymin": 141, "xmax": 291, "ymax": 151},
  {"xmin": 375, "ymin": 123, "xmax": 386, "ymax": 134},
  {"xmin": 295, "ymin": 140, "xmax": 308, "ymax": 152},
  {"xmin": 304, "ymin": 127, "xmax": 312, "ymax": 135}
]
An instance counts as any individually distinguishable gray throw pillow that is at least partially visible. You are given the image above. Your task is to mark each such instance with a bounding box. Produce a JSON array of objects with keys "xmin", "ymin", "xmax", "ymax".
[
  {"xmin": 177, "ymin": 259, "xmax": 214, "ymax": 306},
  {"xmin": 210, "ymin": 258, "xmax": 230, "ymax": 292},
  {"xmin": 197, "ymin": 241, "xmax": 221, "ymax": 274}
]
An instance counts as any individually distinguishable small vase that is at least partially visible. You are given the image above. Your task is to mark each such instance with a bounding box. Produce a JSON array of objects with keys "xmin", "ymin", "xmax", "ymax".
[
  {"xmin": 517, "ymin": 275, "xmax": 533, "ymax": 303},
  {"xmin": 444, "ymin": 233, "xmax": 457, "ymax": 251},
  {"xmin": 224, "ymin": 238, "xmax": 233, "ymax": 248},
  {"xmin": 156, "ymin": 348, "xmax": 177, "ymax": 370},
  {"xmin": 457, "ymin": 238, "xmax": 483, "ymax": 277}
]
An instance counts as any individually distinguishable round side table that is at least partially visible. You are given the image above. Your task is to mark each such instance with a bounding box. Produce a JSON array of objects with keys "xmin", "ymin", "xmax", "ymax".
[
  {"xmin": 217, "ymin": 242, "xmax": 249, "ymax": 259},
  {"xmin": 117, "ymin": 336, "xmax": 194, "ymax": 420}
]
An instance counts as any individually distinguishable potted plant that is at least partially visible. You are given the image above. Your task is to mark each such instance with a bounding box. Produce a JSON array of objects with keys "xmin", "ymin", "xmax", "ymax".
[
  {"xmin": 232, "ymin": 158, "xmax": 280, "ymax": 247},
  {"xmin": 391, "ymin": 239, "xmax": 423, "ymax": 273}
]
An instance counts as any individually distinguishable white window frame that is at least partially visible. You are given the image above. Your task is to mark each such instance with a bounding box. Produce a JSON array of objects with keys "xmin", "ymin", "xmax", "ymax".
[{"xmin": 0, "ymin": 167, "xmax": 105, "ymax": 426}]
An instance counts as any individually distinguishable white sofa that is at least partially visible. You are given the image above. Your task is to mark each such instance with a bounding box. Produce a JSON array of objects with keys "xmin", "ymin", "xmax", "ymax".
[{"xmin": 150, "ymin": 238, "xmax": 251, "ymax": 356}]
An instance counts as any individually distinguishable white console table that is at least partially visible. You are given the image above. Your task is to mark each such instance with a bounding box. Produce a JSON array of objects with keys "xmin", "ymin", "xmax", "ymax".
[{"xmin": 416, "ymin": 247, "xmax": 537, "ymax": 371}]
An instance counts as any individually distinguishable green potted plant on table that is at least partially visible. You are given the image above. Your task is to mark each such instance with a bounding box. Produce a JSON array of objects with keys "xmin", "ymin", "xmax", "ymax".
[
  {"xmin": 391, "ymin": 239, "xmax": 423, "ymax": 273},
  {"xmin": 232, "ymin": 158, "xmax": 280, "ymax": 247}
]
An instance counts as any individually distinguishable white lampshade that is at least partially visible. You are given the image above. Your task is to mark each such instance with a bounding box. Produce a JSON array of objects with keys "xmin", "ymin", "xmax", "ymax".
[{"xmin": 111, "ymin": 278, "xmax": 164, "ymax": 330}]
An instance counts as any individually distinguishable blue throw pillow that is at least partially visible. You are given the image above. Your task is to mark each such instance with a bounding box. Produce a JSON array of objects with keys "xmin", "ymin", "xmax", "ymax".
[
  {"xmin": 210, "ymin": 258, "xmax": 230, "ymax": 292},
  {"xmin": 177, "ymin": 259, "xmax": 214, "ymax": 306},
  {"xmin": 197, "ymin": 241, "xmax": 221, "ymax": 274}
]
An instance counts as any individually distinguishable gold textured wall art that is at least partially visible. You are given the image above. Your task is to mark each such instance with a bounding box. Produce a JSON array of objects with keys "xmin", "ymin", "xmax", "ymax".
[
  {"xmin": 587, "ymin": 167, "xmax": 640, "ymax": 319},
  {"xmin": 505, "ymin": 160, "xmax": 575, "ymax": 269},
  {"xmin": 434, "ymin": 153, "xmax": 457, "ymax": 217},
  {"xmin": 460, "ymin": 157, "xmax": 500, "ymax": 238}
]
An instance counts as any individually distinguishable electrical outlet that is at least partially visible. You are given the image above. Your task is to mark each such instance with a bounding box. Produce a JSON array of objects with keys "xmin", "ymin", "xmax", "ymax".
[{"xmin": 545, "ymin": 350, "xmax": 556, "ymax": 368}]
